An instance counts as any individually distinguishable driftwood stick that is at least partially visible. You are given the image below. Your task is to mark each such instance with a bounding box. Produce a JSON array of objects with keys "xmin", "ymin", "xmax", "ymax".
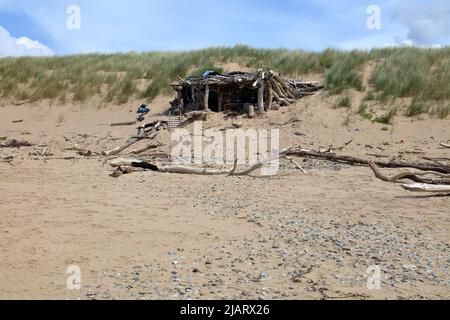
[
  {"xmin": 233, "ymin": 148, "xmax": 292, "ymax": 176},
  {"xmin": 401, "ymin": 183, "xmax": 450, "ymax": 193},
  {"xmin": 286, "ymin": 156, "xmax": 307, "ymax": 174},
  {"xmin": 440, "ymin": 142, "xmax": 450, "ymax": 148},
  {"xmin": 228, "ymin": 158, "xmax": 238, "ymax": 176},
  {"xmin": 103, "ymin": 138, "xmax": 140, "ymax": 157},
  {"xmin": 111, "ymin": 121, "xmax": 136, "ymax": 127}
]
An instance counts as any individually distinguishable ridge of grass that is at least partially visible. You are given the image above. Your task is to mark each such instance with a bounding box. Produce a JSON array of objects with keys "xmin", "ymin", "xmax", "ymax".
[{"xmin": 0, "ymin": 45, "xmax": 449, "ymax": 106}]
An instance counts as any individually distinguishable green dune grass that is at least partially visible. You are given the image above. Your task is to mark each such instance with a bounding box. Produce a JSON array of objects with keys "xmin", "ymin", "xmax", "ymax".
[{"xmin": 0, "ymin": 45, "xmax": 449, "ymax": 118}]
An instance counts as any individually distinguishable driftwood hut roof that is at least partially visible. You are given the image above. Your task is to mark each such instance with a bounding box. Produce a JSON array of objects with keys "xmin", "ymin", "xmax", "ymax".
[
  {"xmin": 171, "ymin": 69, "xmax": 323, "ymax": 95},
  {"xmin": 171, "ymin": 71, "xmax": 259, "ymax": 88}
]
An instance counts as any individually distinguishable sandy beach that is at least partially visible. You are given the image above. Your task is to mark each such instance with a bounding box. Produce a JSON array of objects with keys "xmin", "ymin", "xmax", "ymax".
[{"xmin": 1, "ymin": 90, "xmax": 449, "ymax": 300}]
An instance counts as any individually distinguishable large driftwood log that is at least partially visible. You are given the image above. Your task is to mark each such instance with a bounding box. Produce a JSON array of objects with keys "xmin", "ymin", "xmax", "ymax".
[
  {"xmin": 109, "ymin": 149, "xmax": 290, "ymax": 177},
  {"xmin": 109, "ymin": 159, "xmax": 232, "ymax": 176}
]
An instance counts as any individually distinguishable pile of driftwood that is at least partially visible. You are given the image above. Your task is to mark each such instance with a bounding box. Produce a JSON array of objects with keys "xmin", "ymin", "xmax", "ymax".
[
  {"xmin": 264, "ymin": 70, "xmax": 323, "ymax": 109},
  {"xmin": 103, "ymin": 110, "xmax": 209, "ymax": 158},
  {"xmin": 103, "ymin": 120, "xmax": 165, "ymax": 157}
]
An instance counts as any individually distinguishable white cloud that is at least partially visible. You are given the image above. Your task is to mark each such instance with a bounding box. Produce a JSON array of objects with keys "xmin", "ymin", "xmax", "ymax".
[
  {"xmin": 0, "ymin": 26, "xmax": 54, "ymax": 57},
  {"xmin": 393, "ymin": 0, "xmax": 450, "ymax": 45}
]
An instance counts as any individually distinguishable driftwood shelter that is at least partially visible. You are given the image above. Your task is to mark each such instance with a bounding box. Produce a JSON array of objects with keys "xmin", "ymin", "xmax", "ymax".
[{"xmin": 170, "ymin": 69, "xmax": 323, "ymax": 115}]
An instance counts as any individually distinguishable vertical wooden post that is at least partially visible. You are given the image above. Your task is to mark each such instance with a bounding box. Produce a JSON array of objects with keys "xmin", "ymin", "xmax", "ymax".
[
  {"xmin": 204, "ymin": 85, "xmax": 210, "ymax": 111},
  {"xmin": 257, "ymin": 80, "xmax": 265, "ymax": 114},
  {"xmin": 168, "ymin": 111, "xmax": 171, "ymax": 132},
  {"xmin": 218, "ymin": 90, "xmax": 223, "ymax": 112},
  {"xmin": 266, "ymin": 80, "xmax": 273, "ymax": 111},
  {"xmin": 177, "ymin": 89, "xmax": 184, "ymax": 110}
]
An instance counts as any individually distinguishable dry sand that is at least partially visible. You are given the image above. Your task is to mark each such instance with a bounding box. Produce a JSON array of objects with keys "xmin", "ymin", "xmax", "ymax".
[{"xmin": 0, "ymin": 92, "xmax": 449, "ymax": 300}]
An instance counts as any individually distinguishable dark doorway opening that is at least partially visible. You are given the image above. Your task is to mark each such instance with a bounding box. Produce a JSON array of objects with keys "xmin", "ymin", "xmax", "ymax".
[{"xmin": 208, "ymin": 90, "xmax": 219, "ymax": 112}]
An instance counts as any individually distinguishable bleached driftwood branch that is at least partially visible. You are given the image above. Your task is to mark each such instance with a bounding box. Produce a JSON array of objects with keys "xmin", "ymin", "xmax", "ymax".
[
  {"xmin": 368, "ymin": 161, "xmax": 450, "ymax": 193},
  {"xmin": 109, "ymin": 149, "xmax": 292, "ymax": 178},
  {"xmin": 401, "ymin": 183, "xmax": 450, "ymax": 193}
]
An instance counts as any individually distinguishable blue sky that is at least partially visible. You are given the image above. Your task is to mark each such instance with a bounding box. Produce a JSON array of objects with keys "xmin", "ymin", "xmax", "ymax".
[{"xmin": 0, "ymin": 0, "xmax": 449, "ymax": 56}]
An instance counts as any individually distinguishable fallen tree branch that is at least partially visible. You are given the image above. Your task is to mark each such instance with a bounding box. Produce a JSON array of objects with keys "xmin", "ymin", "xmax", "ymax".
[
  {"xmin": 368, "ymin": 161, "xmax": 450, "ymax": 185},
  {"xmin": 287, "ymin": 148, "xmax": 450, "ymax": 174}
]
